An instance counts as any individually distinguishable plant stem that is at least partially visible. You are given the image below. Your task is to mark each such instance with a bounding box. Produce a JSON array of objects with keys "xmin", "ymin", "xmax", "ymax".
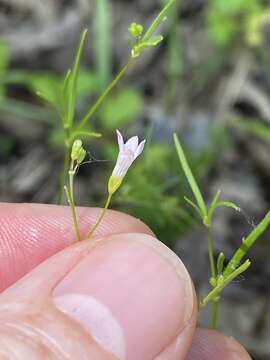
[
  {"xmin": 211, "ymin": 300, "xmax": 219, "ymax": 329},
  {"xmin": 205, "ymin": 226, "xmax": 219, "ymax": 329},
  {"xmin": 74, "ymin": 56, "xmax": 133, "ymax": 133},
  {"xmin": 64, "ymin": 169, "xmax": 81, "ymax": 242},
  {"xmin": 223, "ymin": 211, "xmax": 270, "ymax": 277},
  {"xmin": 69, "ymin": 195, "xmax": 81, "ymax": 242},
  {"xmin": 57, "ymin": 146, "xmax": 70, "ymax": 204},
  {"xmin": 86, "ymin": 193, "xmax": 112, "ymax": 238},
  {"xmin": 206, "ymin": 227, "xmax": 216, "ymax": 279},
  {"xmin": 69, "ymin": 166, "xmax": 75, "ymax": 203}
]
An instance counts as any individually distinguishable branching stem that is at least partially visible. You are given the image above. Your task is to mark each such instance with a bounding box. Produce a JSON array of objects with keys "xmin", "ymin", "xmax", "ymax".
[{"xmin": 74, "ymin": 57, "xmax": 133, "ymax": 134}]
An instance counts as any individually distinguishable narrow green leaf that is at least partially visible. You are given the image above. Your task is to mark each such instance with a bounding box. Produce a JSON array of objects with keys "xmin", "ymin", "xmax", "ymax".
[
  {"xmin": 36, "ymin": 91, "xmax": 57, "ymax": 108},
  {"xmin": 216, "ymin": 201, "xmax": 241, "ymax": 212},
  {"xmin": 184, "ymin": 196, "xmax": 202, "ymax": 217},
  {"xmin": 207, "ymin": 190, "xmax": 222, "ymax": 225},
  {"xmin": 0, "ymin": 41, "xmax": 9, "ymax": 75},
  {"xmin": 217, "ymin": 252, "xmax": 225, "ymax": 274},
  {"xmin": 0, "ymin": 98, "xmax": 53, "ymax": 123},
  {"xmin": 61, "ymin": 69, "xmax": 71, "ymax": 127},
  {"xmin": 145, "ymin": 34, "xmax": 164, "ymax": 46},
  {"xmin": 96, "ymin": 0, "xmax": 112, "ymax": 90},
  {"xmin": 63, "ymin": 70, "xmax": 72, "ymax": 102},
  {"xmin": 132, "ymin": 35, "xmax": 164, "ymax": 58},
  {"xmin": 0, "ymin": 41, "xmax": 9, "ymax": 98},
  {"xmin": 223, "ymin": 211, "xmax": 270, "ymax": 277},
  {"xmin": 207, "ymin": 196, "xmax": 241, "ymax": 226},
  {"xmin": 67, "ymin": 29, "xmax": 88, "ymax": 127},
  {"xmin": 166, "ymin": 0, "xmax": 182, "ymax": 108},
  {"xmin": 69, "ymin": 130, "xmax": 102, "ymax": 144},
  {"xmin": 142, "ymin": 0, "xmax": 176, "ymax": 42},
  {"xmin": 173, "ymin": 133, "xmax": 207, "ymax": 218},
  {"xmin": 232, "ymin": 117, "xmax": 270, "ymax": 142}
]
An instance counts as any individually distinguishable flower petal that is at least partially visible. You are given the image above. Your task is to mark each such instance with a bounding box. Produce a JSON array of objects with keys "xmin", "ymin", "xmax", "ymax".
[
  {"xmin": 125, "ymin": 136, "xmax": 139, "ymax": 153},
  {"xmin": 134, "ymin": 139, "xmax": 146, "ymax": 159},
  {"xmin": 116, "ymin": 130, "xmax": 124, "ymax": 151}
]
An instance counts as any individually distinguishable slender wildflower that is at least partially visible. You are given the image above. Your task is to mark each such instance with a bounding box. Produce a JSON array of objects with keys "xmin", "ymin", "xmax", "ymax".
[
  {"xmin": 86, "ymin": 130, "xmax": 146, "ymax": 238},
  {"xmin": 108, "ymin": 130, "xmax": 146, "ymax": 194}
]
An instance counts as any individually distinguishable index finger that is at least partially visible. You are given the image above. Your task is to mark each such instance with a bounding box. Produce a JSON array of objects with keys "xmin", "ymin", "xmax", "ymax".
[{"xmin": 0, "ymin": 203, "xmax": 152, "ymax": 291}]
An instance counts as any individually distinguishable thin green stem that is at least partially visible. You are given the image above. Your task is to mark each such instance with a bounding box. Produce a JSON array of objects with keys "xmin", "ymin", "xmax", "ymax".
[
  {"xmin": 57, "ymin": 146, "xmax": 70, "ymax": 204},
  {"xmin": 86, "ymin": 193, "xmax": 112, "ymax": 238},
  {"xmin": 64, "ymin": 184, "xmax": 81, "ymax": 242},
  {"xmin": 74, "ymin": 56, "xmax": 133, "ymax": 134},
  {"xmin": 223, "ymin": 211, "xmax": 270, "ymax": 277},
  {"xmin": 69, "ymin": 165, "xmax": 75, "ymax": 203},
  {"xmin": 70, "ymin": 199, "xmax": 81, "ymax": 242},
  {"xmin": 64, "ymin": 165, "xmax": 81, "ymax": 241},
  {"xmin": 206, "ymin": 227, "xmax": 216, "ymax": 279},
  {"xmin": 205, "ymin": 226, "xmax": 219, "ymax": 328},
  {"xmin": 211, "ymin": 300, "xmax": 219, "ymax": 329},
  {"xmin": 69, "ymin": 165, "xmax": 81, "ymax": 241}
]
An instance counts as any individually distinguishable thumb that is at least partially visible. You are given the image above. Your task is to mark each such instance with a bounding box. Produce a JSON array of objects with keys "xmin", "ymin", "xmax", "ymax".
[{"xmin": 0, "ymin": 233, "xmax": 196, "ymax": 359}]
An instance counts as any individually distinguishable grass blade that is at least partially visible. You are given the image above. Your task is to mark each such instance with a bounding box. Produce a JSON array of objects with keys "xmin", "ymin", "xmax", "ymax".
[
  {"xmin": 184, "ymin": 196, "xmax": 202, "ymax": 217},
  {"xmin": 95, "ymin": 0, "xmax": 112, "ymax": 91},
  {"xmin": 69, "ymin": 130, "xmax": 102, "ymax": 144},
  {"xmin": 217, "ymin": 252, "xmax": 225, "ymax": 274},
  {"xmin": 60, "ymin": 69, "xmax": 71, "ymax": 128},
  {"xmin": 143, "ymin": 0, "xmax": 176, "ymax": 42},
  {"xmin": 207, "ymin": 190, "xmax": 222, "ymax": 225},
  {"xmin": 67, "ymin": 29, "xmax": 88, "ymax": 128},
  {"xmin": 216, "ymin": 201, "xmax": 241, "ymax": 212},
  {"xmin": 173, "ymin": 133, "xmax": 207, "ymax": 218}
]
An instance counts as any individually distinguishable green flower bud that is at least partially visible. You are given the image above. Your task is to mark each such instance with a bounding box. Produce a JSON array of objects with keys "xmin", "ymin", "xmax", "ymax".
[
  {"xmin": 71, "ymin": 139, "xmax": 86, "ymax": 164},
  {"xmin": 128, "ymin": 22, "xmax": 143, "ymax": 38},
  {"xmin": 77, "ymin": 148, "xmax": 86, "ymax": 165}
]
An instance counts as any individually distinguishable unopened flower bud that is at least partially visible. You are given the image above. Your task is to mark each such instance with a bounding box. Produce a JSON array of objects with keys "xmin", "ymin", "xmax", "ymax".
[
  {"xmin": 128, "ymin": 22, "xmax": 143, "ymax": 38},
  {"xmin": 71, "ymin": 139, "xmax": 86, "ymax": 164}
]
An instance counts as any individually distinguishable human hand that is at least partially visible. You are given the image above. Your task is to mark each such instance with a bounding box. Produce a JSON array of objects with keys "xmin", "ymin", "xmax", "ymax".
[{"xmin": 0, "ymin": 203, "xmax": 251, "ymax": 359}]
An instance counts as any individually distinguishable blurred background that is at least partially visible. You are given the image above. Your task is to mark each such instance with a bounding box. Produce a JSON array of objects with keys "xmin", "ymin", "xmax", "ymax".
[{"xmin": 0, "ymin": 0, "xmax": 270, "ymax": 358}]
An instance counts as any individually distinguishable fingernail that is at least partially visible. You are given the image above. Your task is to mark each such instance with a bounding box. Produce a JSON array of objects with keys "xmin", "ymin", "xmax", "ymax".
[{"xmin": 53, "ymin": 233, "xmax": 194, "ymax": 360}]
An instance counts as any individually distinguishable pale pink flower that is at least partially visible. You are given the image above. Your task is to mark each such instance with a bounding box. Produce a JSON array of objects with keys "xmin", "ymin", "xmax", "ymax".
[
  {"xmin": 112, "ymin": 130, "xmax": 146, "ymax": 177},
  {"xmin": 108, "ymin": 130, "xmax": 146, "ymax": 194}
]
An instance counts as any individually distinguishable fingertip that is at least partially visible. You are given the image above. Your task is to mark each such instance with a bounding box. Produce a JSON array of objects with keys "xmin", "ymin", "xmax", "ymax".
[
  {"xmin": 0, "ymin": 203, "xmax": 153, "ymax": 291},
  {"xmin": 52, "ymin": 232, "xmax": 196, "ymax": 359},
  {"xmin": 185, "ymin": 328, "xmax": 252, "ymax": 360},
  {"xmin": 1, "ymin": 230, "xmax": 197, "ymax": 360}
]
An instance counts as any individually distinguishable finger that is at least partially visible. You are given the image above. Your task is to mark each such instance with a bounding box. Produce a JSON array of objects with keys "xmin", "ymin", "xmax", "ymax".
[
  {"xmin": 185, "ymin": 328, "xmax": 252, "ymax": 360},
  {"xmin": 0, "ymin": 232, "xmax": 196, "ymax": 359},
  {"xmin": 0, "ymin": 203, "xmax": 152, "ymax": 291}
]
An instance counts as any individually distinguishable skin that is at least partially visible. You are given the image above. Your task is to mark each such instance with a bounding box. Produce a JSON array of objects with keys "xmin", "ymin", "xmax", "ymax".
[{"xmin": 0, "ymin": 203, "xmax": 252, "ymax": 359}]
